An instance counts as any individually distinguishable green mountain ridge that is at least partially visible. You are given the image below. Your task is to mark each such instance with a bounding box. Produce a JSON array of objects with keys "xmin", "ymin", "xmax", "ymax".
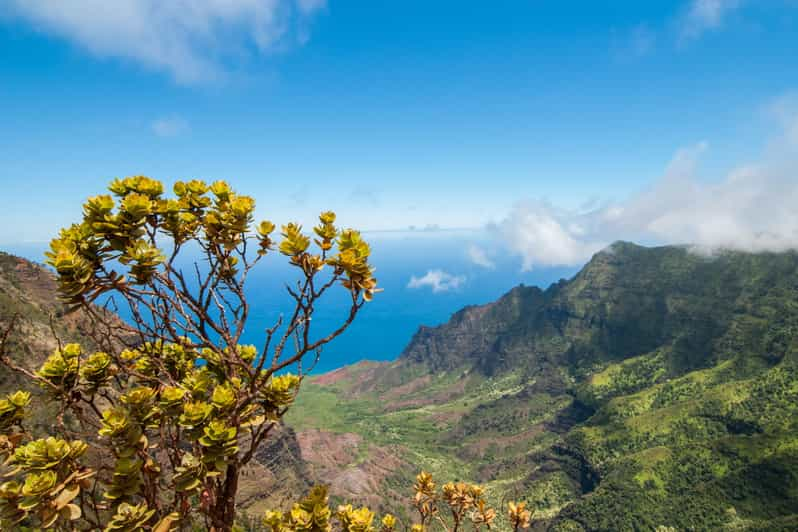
[
  {"xmin": 286, "ymin": 242, "xmax": 798, "ymax": 530},
  {"xmin": 3, "ymin": 243, "xmax": 798, "ymax": 529}
]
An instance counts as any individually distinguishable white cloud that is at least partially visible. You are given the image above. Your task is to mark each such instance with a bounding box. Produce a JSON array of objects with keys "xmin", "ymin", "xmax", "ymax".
[
  {"xmin": 152, "ymin": 116, "xmax": 189, "ymax": 137},
  {"xmin": 496, "ymin": 202, "xmax": 606, "ymax": 270},
  {"xmin": 6, "ymin": 0, "xmax": 326, "ymax": 83},
  {"xmin": 679, "ymin": 0, "xmax": 742, "ymax": 41},
  {"xmin": 467, "ymin": 244, "xmax": 495, "ymax": 269},
  {"xmin": 496, "ymin": 105, "xmax": 798, "ymax": 270},
  {"xmin": 408, "ymin": 270, "xmax": 466, "ymax": 293}
]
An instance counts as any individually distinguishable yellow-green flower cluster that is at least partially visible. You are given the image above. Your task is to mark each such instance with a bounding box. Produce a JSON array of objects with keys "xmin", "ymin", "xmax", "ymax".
[
  {"xmin": 0, "ymin": 391, "xmax": 30, "ymax": 431},
  {"xmin": 260, "ymin": 374, "xmax": 301, "ymax": 419},
  {"xmin": 263, "ymin": 488, "xmax": 400, "ymax": 532},
  {"xmin": 37, "ymin": 343, "xmax": 81, "ymax": 389},
  {"xmin": 37, "ymin": 343, "xmax": 117, "ymax": 397},
  {"xmin": 45, "ymin": 176, "xmax": 301, "ymax": 304},
  {"xmin": 507, "ymin": 501, "xmax": 532, "ymax": 530},
  {"xmin": 0, "ymin": 437, "xmax": 91, "ymax": 529},
  {"xmin": 263, "ymin": 486, "xmax": 332, "ymax": 532},
  {"xmin": 337, "ymin": 504, "xmax": 376, "ymax": 532},
  {"xmin": 80, "ymin": 351, "xmax": 114, "ymax": 390},
  {"xmin": 277, "ymin": 212, "xmax": 379, "ymax": 301},
  {"xmin": 204, "ymin": 180, "xmax": 256, "ymax": 252},
  {"xmin": 98, "ymin": 407, "xmax": 143, "ymax": 453},
  {"xmin": 104, "ymin": 457, "xmax": 143, "ymax": 501},
  {"xmin": 104, "ymin": 501, "xmax": 156, "ymax": 531},
  {"xmin": 328, "ymin": 229, "xmax": 378, "ymax": 301},
  {"xmin": 380, "ymin": 514, "xmax": 396, "ymax": 532},
  {"xmin": 173, "ymin": 454, "xmax": 205, "ymax": 494},
  {"xmin": 12, "ymin": 437, "xmax": 87, "ymax": 472},
  {"xmin": 198, "ymin": 420, "xmax": 238, "ymax": 471}
]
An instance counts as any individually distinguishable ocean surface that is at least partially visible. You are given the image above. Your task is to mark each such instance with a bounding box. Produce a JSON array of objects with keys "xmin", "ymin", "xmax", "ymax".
[{"xmin": 5, "ymin": 233, "xmax": 578, "ymax": 374}]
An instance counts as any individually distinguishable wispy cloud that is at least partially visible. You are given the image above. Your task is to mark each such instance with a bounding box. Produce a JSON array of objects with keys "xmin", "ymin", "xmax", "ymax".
[
  {"xmin": 616, "ymin": 0, "xmax": 750, "ymax": 58},
  {"xmin": 679, "ymin": 0, "xmax": 743, "ymax": 41},
  {"xmin": 467, "ymin": 244, "xmax": 495, "ymax": 269},
  {"xmin": 6, "ymin": 0, "xmax": 326, "ymax": 83},
  {"xmin": 408, "ymin": 270, "xmax": 466, "ymax": 293},
  {"xmin": 151, "ymin": 116, "xmax": 189, "ymax": 137},
  {"xmin": 494, "ymin": 101, "xmax": 798, "ymax": 270}
]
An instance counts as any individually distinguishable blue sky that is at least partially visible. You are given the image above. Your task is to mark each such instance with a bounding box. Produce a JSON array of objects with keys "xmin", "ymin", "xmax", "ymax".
[{"xmin": 2, "ymin": 1, "xmax": 798, "ymax": 270}]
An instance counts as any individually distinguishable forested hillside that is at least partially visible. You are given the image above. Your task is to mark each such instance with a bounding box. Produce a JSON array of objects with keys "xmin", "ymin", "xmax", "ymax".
[
  {"xmin": 286, "ymin": 242, "xmax": 798, "ymax": 530},
  {"xmin": 4, "ymin": 243, "xmax": 798, "ymax": 529}
]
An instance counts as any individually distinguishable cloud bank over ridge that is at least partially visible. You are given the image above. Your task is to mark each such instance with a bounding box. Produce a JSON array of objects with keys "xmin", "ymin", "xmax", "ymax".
[{"xmin": 494, "ymin": 107, "xmax": 798, "ymax": 270}]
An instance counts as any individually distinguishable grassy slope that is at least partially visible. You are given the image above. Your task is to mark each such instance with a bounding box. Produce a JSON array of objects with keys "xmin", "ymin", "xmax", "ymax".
[
  {"xmin": 286, "ymin": 363, "xmax": 530, "ymax": 518},
  {"xmin": 286, "ymin": 244, "xmax": 798, "ymax": 530}
]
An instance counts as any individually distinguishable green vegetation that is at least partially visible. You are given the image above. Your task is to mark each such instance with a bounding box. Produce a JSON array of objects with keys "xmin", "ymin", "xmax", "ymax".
[
  {"xmin": 3, "ymin": 211, "xmax": 798, "ymax": 531},
  {"xmin": 285, "ymin": 243, "xmax": 798, "ymax": 530},
  {"xmin": 0, "ymin": 176, "xmax": 377, "ymax": 531},
  {"xmin": 263, "ymin": 472, "xmax": 532, "ymax": 532}
]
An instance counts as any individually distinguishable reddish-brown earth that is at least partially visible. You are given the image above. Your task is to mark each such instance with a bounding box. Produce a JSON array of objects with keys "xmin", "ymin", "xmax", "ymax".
[{"xmin": 295, "ymin": 428, "xmax": 411, "ymax": 509}]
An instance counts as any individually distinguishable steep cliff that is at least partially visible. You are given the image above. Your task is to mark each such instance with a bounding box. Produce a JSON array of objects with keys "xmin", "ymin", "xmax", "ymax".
[{"xmin": 401, "ymin": 241, "xmax": 797, "ymax": 379}]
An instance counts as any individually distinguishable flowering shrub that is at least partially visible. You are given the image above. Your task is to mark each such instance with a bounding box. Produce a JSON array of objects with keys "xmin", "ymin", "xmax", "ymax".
[
  {"xmin": 0, "ymin": 176, "xmax": 376, "ymax": 531},
  {"xmin": 263, "ymin": 472, "xmax": 533, "ymax": 532}
]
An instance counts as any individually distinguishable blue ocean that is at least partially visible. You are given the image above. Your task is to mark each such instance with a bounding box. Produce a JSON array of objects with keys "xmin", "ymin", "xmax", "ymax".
[{"xmin": 6, "ymin": 234, "xmax": 577, "ymax": 374}]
